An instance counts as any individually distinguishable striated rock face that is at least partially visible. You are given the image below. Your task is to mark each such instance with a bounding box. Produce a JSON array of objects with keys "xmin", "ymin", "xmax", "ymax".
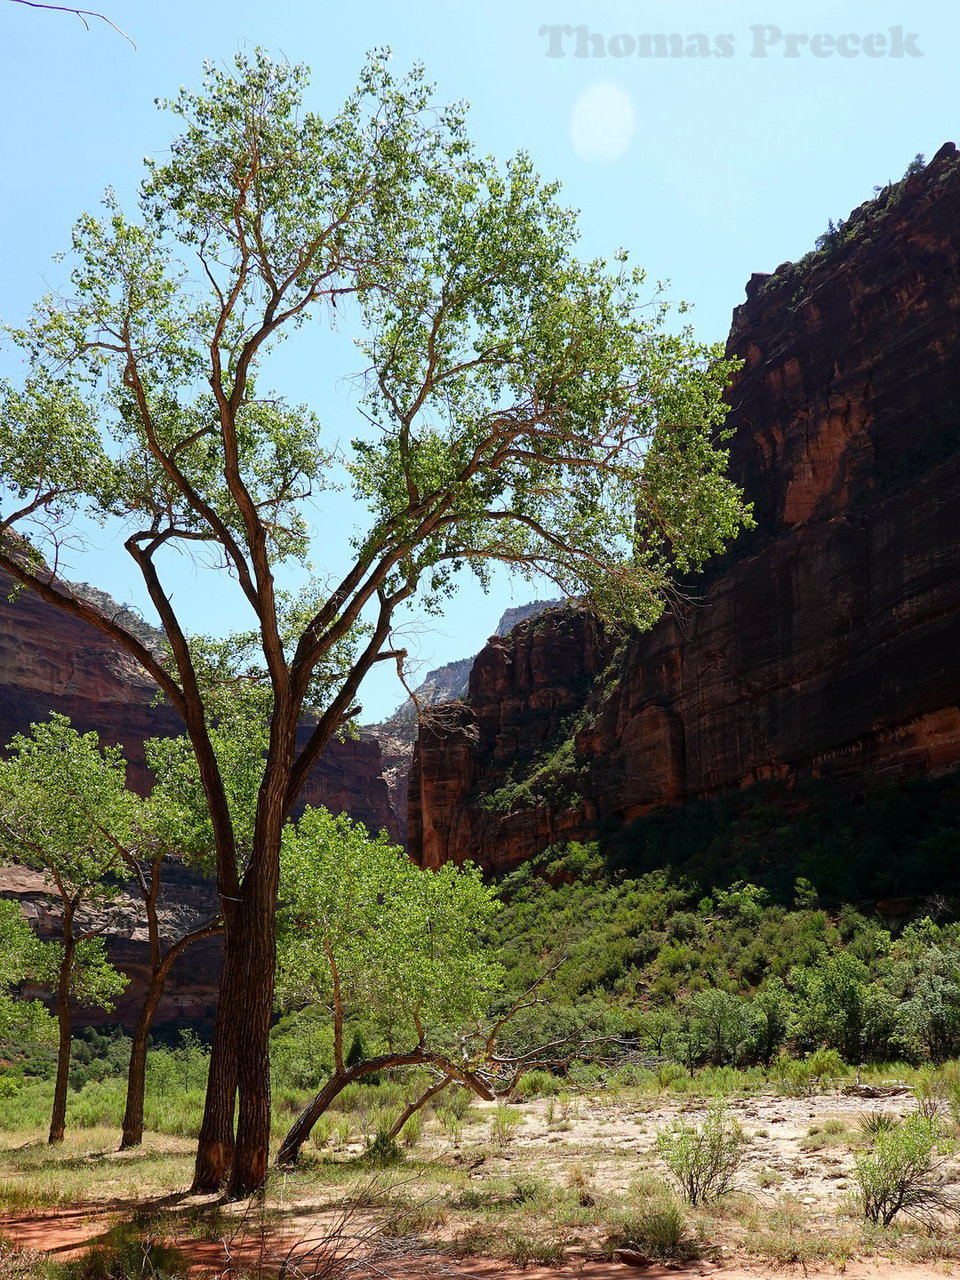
[
  {"xmin": 409, "ymin": 608, "xmax": 612, "ymax": 869},
  {"xmin": 409, "ymin": 143, "xmax": 960, "ymax": 873},
  {"xmin": 0, "ymin": 568, "xmax": 398, "ymax": 837},
  {"xmin": 1, "ymin": 864, "xmax": 223, "ymax": 1032},
  {"xmin": 365, "ymin": 598, "xmax": 563, "ymax": 845}
]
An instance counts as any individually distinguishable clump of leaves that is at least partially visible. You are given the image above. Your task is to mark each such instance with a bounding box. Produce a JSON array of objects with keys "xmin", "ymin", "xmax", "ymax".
[
  {"xmin": 490, "ymin": 1104, "xmax": 525, "ymax": 1150},
  {"xmin": 362, "ymin": 1127, "xmax": 403, "ymax": 1166},
  {"xmin": 604, "ymin": 1201, "xmax": 701, "ymax": 1262},
  {"xmin": 858, "ymin": 1111, "xmax": 900, "ymax": 1137},
  {"xmin": 505, "ymin": 1234, "xmax": 566, "ymax": 1268}
]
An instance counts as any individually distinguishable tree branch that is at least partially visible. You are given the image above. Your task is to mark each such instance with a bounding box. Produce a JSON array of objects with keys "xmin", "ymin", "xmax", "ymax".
[{"xmin": 4, "ymin": 0, "xmax": 135, "ymax": 45}]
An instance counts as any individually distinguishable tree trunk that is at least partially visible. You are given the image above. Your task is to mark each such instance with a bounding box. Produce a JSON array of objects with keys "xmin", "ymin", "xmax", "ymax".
[
  {"xmin": 192, "ymin": 939, "xmax": 240, "ymax": 1191},
  {"xmin": 227, "ymin": 861, "xmax": 279, "ymax": 1199},
  {"xmin": 48, "ymin": 934, "xmax": 75, "ymax": 1145},
  {"xmin": 123, "ymin": 913, "xmax": 222, "ymax": 1152},
  {"xmin": 120, "ymin": 970, "xmax": 166, "ymax": 1149},
  {"xmin": 387, "ymin": 1075, "xmax": 451, "ymax": 1141},
  {"xmin": 277, "ymin": 1049, "xmax": 494, "ymax": 1167},
  {"xmin": 276, "ymin": 1063, "xmax": 373, "ymax": 1167}
]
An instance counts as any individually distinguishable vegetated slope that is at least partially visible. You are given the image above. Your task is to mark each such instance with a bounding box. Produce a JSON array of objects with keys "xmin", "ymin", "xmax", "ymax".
[
  {"xmin": 409, "ymin": 144, "xmax": 960, "ymax": 875},
  {"xmin": 487, "ymin": 790, "xmax": 960, "ymax": 1072}
]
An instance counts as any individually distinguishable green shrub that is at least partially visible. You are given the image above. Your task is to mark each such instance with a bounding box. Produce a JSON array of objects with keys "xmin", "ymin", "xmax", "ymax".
[
  {"xmin": 769, "ymin": 1053, "xmax": 817, "ymax": 1095},
  {"xmin": 362, "ymin": 1127, "xmax": 403, "ymax": 1166},
  {"xmin": 858, "ymin": 1111, "xmax": 900, "ymax": 1137},
  {"xmin": 854, "ymin": 1113, "xmax": 958, "ymax": 1226},
  {"xmin": 655, "ymin": 1103, "xmax": 748, "ymax": 1205},
  {"xmin": 310, "ymin": 1114, "xmax": 334, "ymax": 1149},
  {"xmin": 442, "ymin": 1085, "xmax": 474, "ymax": 1119},
  {"xmin": 805, "ymin": 1046, "xmax": 850, "ymax": 1081},
  {"xmin": 656, "ymin": 1062, "xmax": 687, "ymax": 1090},
  {"xmin": 490, "ymin": 1104, "xmax": 525, "ymax": 1149},
  {"xmin": 505, "ymin": 1234, "xmax": 566, "ymax": 1267},
  {"xmin": 436, "ymin": 1106, "xmax": 463, "ymax": 1146},
  {"xmin": 398, "ymin": 1110, "xmax": 425, "ymax": 1148},
  {"xmin": 333, "ymin": 1116, "xmax": 353, "ymax": 1147},
  {"xmin": 604, "ymin": 1201, "xmax": 700, "ymax": 1262},
  {"xmin": 514, "ymin": 1069, "xmax": 561, "ymax": 1099},
  {"xmin": 510, "ymin": 1175, "xmax": 549, "ymax": 1205}
]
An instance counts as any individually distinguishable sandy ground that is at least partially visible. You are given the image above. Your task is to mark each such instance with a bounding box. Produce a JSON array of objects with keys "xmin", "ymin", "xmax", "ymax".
[{"xmin": 3, "ymin": 1086, "xmax": 958, "ymax": 1278}]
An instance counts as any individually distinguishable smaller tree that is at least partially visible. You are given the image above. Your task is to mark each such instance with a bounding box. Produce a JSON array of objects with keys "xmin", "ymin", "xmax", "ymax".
[
  {"xmin": 790, "ymin": 950, "xmax": 903, "ymax": 1062},
  {"xmin": 0, "ymin": 897, "xmax": 55, "ymax": 1046},
  {"xmin": 888, "ymin": 934, "xmax": 960, "ymax": 1064},
  {"xmin": 275, "ymin": 807, "xmax": 502, "ymax": 1164},
  {"xmin": 753, "ymin": 978, "xmax": 792, "ymax": 1067},
  {"xmin": 0, "ymin": 718, "xmax": 129, "ymax": 1142},
  {"xmin": 0, "ymin": 715, "xmax": 221, "ymax": 1146},
  {"xmin": 855, "ymin": 1114, "xmax": 959, "ymax": 1227},
  {"xmin": 116, "ymin": 730, "xmax": 225, "ymax": 1148},
  {"xmin": 656, "ymin": 1102, "xmax": 748, "ymax": 1206},
  {"xmin": 679, "ymin": 989, "xmax": 761, "ymax": 1068}
]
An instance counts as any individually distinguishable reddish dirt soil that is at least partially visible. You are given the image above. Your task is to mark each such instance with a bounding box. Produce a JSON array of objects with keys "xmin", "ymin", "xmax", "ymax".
[{"xmin": 1, "ymin": 1210, "xmax": 958, "ymax": 1280}]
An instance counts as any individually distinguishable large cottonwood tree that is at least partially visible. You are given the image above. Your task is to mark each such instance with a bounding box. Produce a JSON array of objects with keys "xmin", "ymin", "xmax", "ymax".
[{"xmin": 0, "ymin": 50, "xmax": 750, "ymax": 1193}]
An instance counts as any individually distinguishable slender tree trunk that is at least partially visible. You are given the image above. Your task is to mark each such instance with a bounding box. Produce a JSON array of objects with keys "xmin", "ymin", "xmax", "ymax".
[
  {"xmin": 277, "ymin": 1062, "xmax": 380, "ymax": 1167},
  {"xmin": 120, "ymin": 981, "xmax": 161, "ymax": 1149},
  {"xmin": 122, "ymin": 905, "xmax": 222, "ymax": 1151},
  {"xmin": 121, "ymin": 859, "xmax": 163, "ymax": 1151},
  {"xmin": 49, "ymin": 929, "xmax": 75, "ymax": 1145}
]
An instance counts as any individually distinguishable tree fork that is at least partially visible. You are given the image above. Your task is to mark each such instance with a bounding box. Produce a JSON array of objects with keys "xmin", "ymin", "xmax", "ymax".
[{"xmin": 121, "ymin": 918, "xmax": 221, "ymax": 1150}]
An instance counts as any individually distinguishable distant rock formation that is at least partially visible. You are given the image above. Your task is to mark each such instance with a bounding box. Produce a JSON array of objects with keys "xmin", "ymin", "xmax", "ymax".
[
  {"xmin": 409, "ymin": 144, "xmax": 960, "ymax": 872},
  {"xmin": 364, "ymin": 600, "xmax": 563, "ymax": 840}
]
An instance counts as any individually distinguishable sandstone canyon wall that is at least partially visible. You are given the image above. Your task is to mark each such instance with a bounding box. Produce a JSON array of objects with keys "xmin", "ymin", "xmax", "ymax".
[
  {"xmin": 0, "ymin": 567, "xmax": 398, "ymax": 835},
  {"xmin": 409, "ymin": 143, "xmax": 960, "ymax": 872}
]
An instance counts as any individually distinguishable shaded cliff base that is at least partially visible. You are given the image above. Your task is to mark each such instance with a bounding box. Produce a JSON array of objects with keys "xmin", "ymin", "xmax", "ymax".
[{"xmin": 516, "ymin": 769, "xmax": 960, "ymax": 912}]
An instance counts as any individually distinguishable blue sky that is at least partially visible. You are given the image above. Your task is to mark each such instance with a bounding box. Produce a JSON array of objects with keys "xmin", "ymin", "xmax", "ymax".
[{"xmin": 0, "ymin": 0, "xmax": 955, "ymax": 719}]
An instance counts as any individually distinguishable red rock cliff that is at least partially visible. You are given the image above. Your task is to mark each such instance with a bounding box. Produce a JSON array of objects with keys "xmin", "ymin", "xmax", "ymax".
[
  {"xmin": 0, "ymin": 567, "xmax": 398, "ymax": 837},
  {"xmin": 409, "ymin": 143, "xmax": 960, "ymax": 872}
]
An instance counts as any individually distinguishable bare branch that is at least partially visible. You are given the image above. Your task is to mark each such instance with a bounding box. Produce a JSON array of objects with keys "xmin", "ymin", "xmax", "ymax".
[{"xmin": 4, "ymin": 0, "xmax": 136, "ymax": 45}]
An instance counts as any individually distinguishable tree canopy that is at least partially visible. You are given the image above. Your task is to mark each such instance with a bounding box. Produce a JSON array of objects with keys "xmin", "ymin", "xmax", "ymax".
[
  {"xmin": 0, "ymin": 49, "xmax": 751, "ymax": 1192},
  {"xmin": 0, "ymin": 898, "xmax": 54, "ymax": 1045},
  {"xmin": 277, "ymin": 806, "xmax": 501, "ymax": 1055}
]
